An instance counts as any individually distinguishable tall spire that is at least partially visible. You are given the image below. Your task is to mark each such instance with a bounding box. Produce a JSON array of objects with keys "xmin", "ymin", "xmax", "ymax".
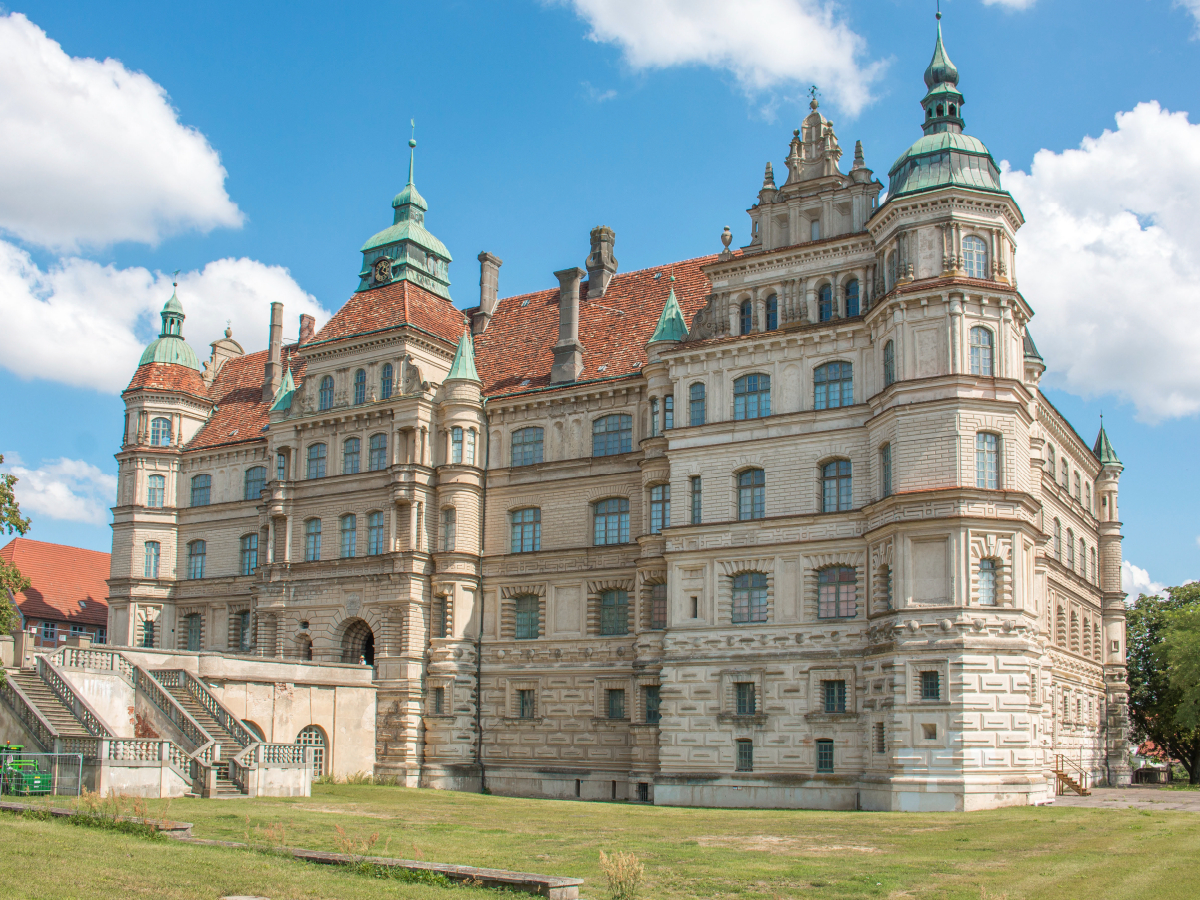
[
  {"xmin": 407, "ymin": 118, "xmax": 416, "ymax": 186},
  {"xmin": 446, "ymin": 330, "xmax": 481, "ymax": 382},
  {"xmin": 920, "ymin": 11, "xmax": 965, "ymax": 136},
  {"xmin": 648, "ymin": 279, "xmax": 688, "ymax": 344},
  {"xmin": 1093, "ymin": 417, "xmax": 1122, "ymax": 467}
]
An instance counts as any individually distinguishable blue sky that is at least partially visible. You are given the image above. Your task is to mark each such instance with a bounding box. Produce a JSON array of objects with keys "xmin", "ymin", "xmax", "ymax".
[{"xmin": 1, "ymin": 0, "xmax": 1198, "ymax": 594}]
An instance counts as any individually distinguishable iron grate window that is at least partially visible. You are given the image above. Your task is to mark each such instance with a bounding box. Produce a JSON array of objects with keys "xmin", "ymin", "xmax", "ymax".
[
  {"xmin": 736, "ymin": 739, "xmax": 754, "ymax": 772},
  {"xmin": 607, "ymin": 689, "xmax": 626, "ymax": 720},
  {"xmin": 816, "ymin": 739, "xmax": 834, "ymax": 773},
  {"xmin": 823, "ymin": 680, "xmax": 846, "ymax": 713},
  {"xmin": 517, "ymin": 689, "xmax": 536, "ymax": 719},
  {"xmin": 735, "ymin": 681, "xmax": 757, "ymax": 716},
  {"xmin": 920, "ymin": 670, "xmax": 941, "ymax": 701}
]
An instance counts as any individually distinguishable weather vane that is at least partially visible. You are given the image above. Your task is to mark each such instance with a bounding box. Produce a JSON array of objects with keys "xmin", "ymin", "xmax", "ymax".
[
  {"xmin": 172, "ymin": 268, "xmax": 180, "ymax": 287},
  {"xmin": 809, "ymin": 85, "xmax": 820, "ymax": 103}
]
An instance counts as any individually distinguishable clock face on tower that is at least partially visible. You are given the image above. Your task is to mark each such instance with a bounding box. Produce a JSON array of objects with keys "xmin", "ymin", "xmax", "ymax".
[{"xmin": 374, "ymin": 258, "xmax": 392, "ymax": 283}]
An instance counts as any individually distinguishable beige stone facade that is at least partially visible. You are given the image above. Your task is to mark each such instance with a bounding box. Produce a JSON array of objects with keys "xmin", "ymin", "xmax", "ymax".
[{"xmin": 106, "ymin": 31, "xmax": 1128, "ymax": 810}]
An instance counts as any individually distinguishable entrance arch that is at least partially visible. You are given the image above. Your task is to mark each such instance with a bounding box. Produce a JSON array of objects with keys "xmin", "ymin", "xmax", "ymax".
[{"xmin": 340, "ymin": 618, "xmax": 374, "ymax": 666}]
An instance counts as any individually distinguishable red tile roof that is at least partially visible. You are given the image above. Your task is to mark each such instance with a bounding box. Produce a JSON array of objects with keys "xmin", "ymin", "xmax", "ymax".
[
  {"xmin": 312, "ymin": 280, "xmax": 467, "ymax": 347},
  {"xmin": 1, "ymin": 538, "xmax": 110, "ymax": 627},
  {"xmin": 123, "ymin": 362, "xmax": 211, "ymax": 399},
  {"xmin": 187, "ymin": 345, "xmax": 307, "ymax": 451},
  {"xmin": 474, "ymin": 254, "xmax": 718, "ymax": 398}
]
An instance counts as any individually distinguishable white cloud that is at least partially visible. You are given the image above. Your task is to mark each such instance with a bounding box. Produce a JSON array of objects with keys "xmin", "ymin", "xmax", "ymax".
[
  {"xmin": 1178, "ymin": 1, "xmax": 1200, "ymax": 34},
  {"xmin": 1005, "ymin": 102, "xmax": 1200, "ymax": 422},
  {"xmin": 555, "ymin": 0, "xmax": 885, "ymax": 116},
  {"xmin": 0, "ymin": 12, "xmax": 242, "ymax": 251},
  {"xmin": 582, "ymin": 81, "xmax": 618, "ymax": 103},
  {"xmin": 0, "ymin": 241, "xmax": 330, "ymax": 394},
  {"xmin": 982, "ymin": 0, "xmax": 1037, "ymax": 8},
  {"xmin": 1122, "ymin": 560, "xmax": 1166, "ymax": 599},
  {"xmin": 1, "ymin": 453, "xmax": 118, "ymax": 526}
]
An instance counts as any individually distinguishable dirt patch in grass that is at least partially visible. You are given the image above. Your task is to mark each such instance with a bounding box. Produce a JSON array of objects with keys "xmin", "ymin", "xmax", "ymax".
[{"xmin": 697, "ymin": 835, "xmax": 882, "ymax": 853}]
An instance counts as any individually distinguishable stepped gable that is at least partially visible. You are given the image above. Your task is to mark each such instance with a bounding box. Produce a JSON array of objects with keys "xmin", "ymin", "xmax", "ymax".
[
  {"xmin": 0, "ymin": 537, "xmax": 110, "ymax": 629},
  {"xmin": 474, "ymin": 253, "xmax": 718, "ymax": 398},
  {"xmin": 187, "ymin": 345, "xmax": 307, "ymax": 451},
  {"xmin": 123, "ymin": 361, "xmax": 210, "ymax": 398},
  {"xmin": 311, "ymin": 280, "xmax": 466, "ymax": 347}
]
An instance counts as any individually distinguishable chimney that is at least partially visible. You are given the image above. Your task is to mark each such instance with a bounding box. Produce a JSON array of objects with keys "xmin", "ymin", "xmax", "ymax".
[
  {"xmin": 299, "ymin": 314, "xmax": 315, "ymax": 345},
  {"xmin": 472, "ymin": 251, "xmax": 503, "ymax": 335},
  {"xmin": 262, "ymin": 302, "xmax": 284, "ymax": 402},
  {"xmin": 585, "ymin": 226, "xmax": 618, "ymax": 298},
  {"xmin": 551, "ymin": 267, "xmax": 586, "ymax": 383}
]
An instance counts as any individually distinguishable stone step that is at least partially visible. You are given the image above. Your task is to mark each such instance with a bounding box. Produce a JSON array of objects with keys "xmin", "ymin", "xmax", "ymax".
[{"xmin": 8, "ymin": 673, "xmax": 92, "ymax": 736}]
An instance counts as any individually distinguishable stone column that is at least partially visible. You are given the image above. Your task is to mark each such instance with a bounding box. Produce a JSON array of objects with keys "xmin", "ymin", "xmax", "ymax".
[{"xmin": 948, "ymin": 295, "xmax": 962, "ymax": 375}]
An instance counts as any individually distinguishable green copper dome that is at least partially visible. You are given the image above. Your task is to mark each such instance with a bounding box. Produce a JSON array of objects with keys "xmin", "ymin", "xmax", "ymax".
[
  {"xmin": 648, "ymin": 284, "xmax": 688, "ymax": 344},
  {"xmin": 446, "ymin": 330, "xmax": 480, "ymax": 382},
  {"xmin": 887, "ymin": 17, "xmax": 1006, "ymax": 202},
  {"xmin": 138, "ymin": 287, "xmax": 202, "ymax": 371}
]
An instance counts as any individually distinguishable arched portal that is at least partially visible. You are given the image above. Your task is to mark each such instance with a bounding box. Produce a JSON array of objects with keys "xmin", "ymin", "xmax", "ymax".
[{"xmin": 340, "ymin": 618, "xmax": 374, "ymax": 666}]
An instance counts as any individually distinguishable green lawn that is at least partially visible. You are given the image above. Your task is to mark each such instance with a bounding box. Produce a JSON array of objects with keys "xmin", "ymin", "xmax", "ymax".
[{"xmin": 8, "ymin": 784, "xmax": 1200, "ymax": 900}]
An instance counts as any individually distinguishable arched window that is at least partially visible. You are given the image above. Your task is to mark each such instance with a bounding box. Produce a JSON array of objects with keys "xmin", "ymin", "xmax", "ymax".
[
  {"xmin": 147, "ymin": 474, "xmax": 165, "ymax": 509},
  {"xmin": 600, "ymin": 590, "xmax": 629, "ymax": 636},
  {"xmin": 144, "ymin": 541, "xmax": 160, "ymax": 579},
  {"xmin": 1067, "ymin": 528, "xmax": 1076, "ymax": 569},
  {"xmin": 969, "ymin": 327, "xmax": 994, "ymax": 376},
  {"xmin": 380, "ymin": 363, "xmax": 393, "ymax": 400},
  {"xmin": 733, "ymin": 373, "xmax": 770, "ymax": 420},
  {"xmin": 818, "ymin": 284, "xmax": 833, "ymax": 322},
  {"xmin": 185, "ymin": 474, "xmax": 210, "ymax": 508},
  {"xmin": 732, "ymin": 572, "xmax": 768, "ymax": 624},
  {"xmin": 514, "ymin": 595, "xmax": 540, "ymax": 640},
  {"xmin": 243, "ymin": 466, "xmax": 266, "ymax": 501},
  {"xmin": 511, "ymin": 508, "xmax": 541, "ymax": 553},
  {"xmin": 304, "ymin": 519, "xmax": 322, "ymax": 562},
  {"xmin": 307, "ymin": 443, "xmax": 327, "ymax": 479},
  {"xmin": 465, "ymin": 428, "xmax": 476, "ymax": 465},
  {"xmin": 295, "ymin": 725, "xmax": 326, "ymax": 777},
  {"xmin": 1074, "ymin": 471, "xmax": 1081, "ymax": 501},
  {"xmin": 240, "ymin": 533, "xmax": 258, "ymax": 575},
  {"xmin": 1053, "ymin": 518, "xmax": 1062, "ymax": 560},
  {"xmin": 511, "ymin": 427, "xmax": 544, "ymax": 466},
  {"xmin": 340, "ymin": 514, "xmax": 357, "ymax": 558},
  {"xmin": 814, "ymin": 362, "xmax": 853, "ymax": 410},
  {"xmin": 368, "ymin": 511, "xmax": 385, "ymax": 555},
  {"xmin": 650, "ymin": 484, "xmax": 670, "ymax": 534},
  {"xmin": 739, "ymin": 299, "xmax": 753, "ymax": 335},
  {"xmin": 353, "ymin": 368, "xmax": 366, "ymax": 405},
  {"xmin": 738, "ymin": 469, "xmax": 765, "ymax": 521},
  {"xmin": 948, "ymin": 103, "xmax": 957, "ymax": 117},
  {"xmin": 975, "ymin": 433, "xmax": 999, "ymax": 489},
  {"xmin": 650, "ymin": 396, "xmax": 660, "ymax": 438},
  {"xmin": 689, "ymin": 383, "xmax": 706, "ymax": 426},
  {"xmin": 592, "ymin": 414, "xmax": 633, "ymax": 457},
  {"xmin": 593, "ymin": 498, "xmax": 630, "ymax": 545},
  {"xmin": 765, "ymin": 294, "xmax": 778, "ymax": 330},
  {"xmin": 368, "ymin": 433, "xmax": 388, "ymax": 471},
  {"xmin": 442, "ymin": 508, "xmax": 457, "ymax": 552},
  {"xmin": 978, "ymin": 558, "xmax": 997, "ymax": 606},
  {"xmin": 883, "ymin": 340, "xmax": 896, "ymax": 388},
  {"xmin": 276, "ymin": 450, "xmax": 288, "ymax": 481},
  {"xmin": 150, "ymin": 417, "xmax": 172, "ymax": 447},
  {"xmin": 887, "ymin": 251, "xmax": 897, "ymax": 290},
  {"xmin": 936, "ymin": 103, "xmax": 944, "ymax": 117},
  {"xmin": 187, "ymin": 540, "xmax": 206, "ymax": 580},
  {"xmin": 1046, "ymin": 444, "xmax": 1056, "ymax": 479},
  {"xmin": 343, "ymin": 437, "xmax": 360, "ymax": 474},
  {"xmin": 818, "ymin": 567, "xmax": 857, "ymax": 618},
  {"xmin": 880, "ymin": 443, "xmax": 892, "ymax": 498},
  {"xmin": 1086, "ymin": 482, "xmax": 1092, "ymax": 513},
  {"xmin": 822, "ymin": 460, "xmax": 853, "ymax": 512},
  {"xmin": 318, "ymin": 375, "xmax": 334, "ymax": 411},
  {"xmin": 963, "ymin": 235, "xmax": 988, "ymax": 279},
  {"xmin": 451, "ymin": 426, "xmax": 464, "ymax": 464},
  {"xmin": 845, "ymin": 280, "xmax": 860, "ymax": 317},
  {"xmin": 1089, "ymin": 546, "xmax": 1096, "ymax": 584},
  {"xmin": 1079, "ymin": 538, "xmax": 1086, "ymax": 575}
]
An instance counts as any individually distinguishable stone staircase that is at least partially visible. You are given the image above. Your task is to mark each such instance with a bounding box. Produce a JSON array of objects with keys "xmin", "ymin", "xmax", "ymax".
[
  {"xmin": 157, "ymin": 679, "xmax": 244, "ymax": 752},
  {"xmin": 6, "ymin": 670, "xmax": 92, "ymax": 739}
]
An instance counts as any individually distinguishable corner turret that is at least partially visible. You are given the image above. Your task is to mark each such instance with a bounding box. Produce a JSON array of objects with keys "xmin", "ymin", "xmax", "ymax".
[{"xmin": 138, "ymin": 284, "xmax": 202, "ymax": 371}]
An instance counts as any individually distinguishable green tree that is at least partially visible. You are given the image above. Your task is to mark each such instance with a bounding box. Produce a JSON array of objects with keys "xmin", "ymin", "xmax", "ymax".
[
  {"xmin": 1, "ymin": 453, "xmax": 33, "ymax": 636},
  {"xmin": 1128, "ymin": 583, "xmax": 1200, "ymax": 783}
]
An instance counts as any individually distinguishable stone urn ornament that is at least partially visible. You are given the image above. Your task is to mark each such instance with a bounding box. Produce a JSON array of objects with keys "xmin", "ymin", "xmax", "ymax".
[{"xmin": 719, "ymin": 226, "xmax": 734, "ymax": 260}]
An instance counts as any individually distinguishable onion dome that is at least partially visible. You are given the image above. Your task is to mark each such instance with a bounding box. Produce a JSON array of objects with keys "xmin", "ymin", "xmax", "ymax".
[
  {"xmin": 138, "ymin": 285, "xmax": 202, "ymax": 370},
  {"xmin": 358, "ymin": 136, "xmax": 453, "ymax": 299},
  {"xmin": 887, "ymin": 15, "xmax": 1005, "ymax": 202}
]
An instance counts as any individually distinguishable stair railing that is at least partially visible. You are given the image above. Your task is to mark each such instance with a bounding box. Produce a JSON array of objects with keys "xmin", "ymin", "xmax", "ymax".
[
  {"xmin": 51, "ymin": 646, "xmax": 135, "ymax": 683},
  {"xmin": 0, "ymin": 673, "xmax": 60, "ymax": 752},
  {"xmin": 107, "ymin": 738, "xmax": 191, "ymax": 783},
  {"xmin": 132, "ymin": 665, "xmax": 214, "ymax": 753},
  {"xmin": 175, "ymin": 669, "xmax": 254, "ymax": 749},
  {"xmin": 1054, "ymin": 753, "xmax": 1090, "ymax": 795},
  {"xmin": 36, "ymin": 655, "xmax": 113, "ymax": 738}
]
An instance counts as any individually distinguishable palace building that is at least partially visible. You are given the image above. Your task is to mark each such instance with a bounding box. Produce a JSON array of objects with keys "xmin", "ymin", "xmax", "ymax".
[{"xmin": 105, "ymin": 22, "xmax": 1130, "ymax": 810}]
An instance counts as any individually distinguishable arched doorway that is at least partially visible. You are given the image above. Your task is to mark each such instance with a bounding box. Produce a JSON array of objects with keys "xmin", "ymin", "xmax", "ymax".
[
  {"xmin": 340, "ymin": 618, "xmax": 374, "ymax": 666},
  {"xmin": 295, "ymin": 724, "xmax": 326, "ymax": 777}
]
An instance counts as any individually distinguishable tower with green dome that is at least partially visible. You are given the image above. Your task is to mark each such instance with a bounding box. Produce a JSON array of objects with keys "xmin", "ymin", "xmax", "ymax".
[{"xmin": 138, "ymin": 284, "xmax": 203, "ymax": 371}]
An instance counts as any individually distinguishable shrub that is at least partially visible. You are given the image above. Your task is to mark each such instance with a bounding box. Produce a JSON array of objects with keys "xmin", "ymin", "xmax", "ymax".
[{"xmin": 599, "ymin": 849, "xmax": 644, "ymax": 900}]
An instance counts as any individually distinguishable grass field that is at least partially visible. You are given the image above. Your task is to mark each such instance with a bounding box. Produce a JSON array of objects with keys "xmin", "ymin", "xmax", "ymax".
[{"xmin": 4, "ymin": 784, "xmax": 1200, "ymax": 900}]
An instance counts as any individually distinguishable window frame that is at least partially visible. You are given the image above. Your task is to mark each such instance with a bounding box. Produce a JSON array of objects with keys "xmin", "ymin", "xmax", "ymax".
[
  {"xmin": 969, "ymin": 326, "xmax": 994, "ymax": 377},
  {"xmin": 823, "ymin": 679, "xmax": 847, "ymax": 714},
  {"xmin": 817, "ymin": 566, "xmax": 857, "ymax": 619},
  {"xmin": 733, "ymin": 373, "xmax": 771, "ymax": 420},
  {"xmin": 143, "ymin": 541, "xmax": 160, "ymax": 579},
  {"xmin": 920, "ymin": 670, "xmax": 941, "ymax": 701},
  {"xmin": 146, "ymin": 474, "xmax": 165, "ymax": 509},
  {"xmin": 735, "ymin": 681, "xmax": 757, "ymax": 716},
  {"xmin": 307, "ymin": 443, "xmax": 328, "ymax": 479},
  {"xmin": 380, "ymin": 363, "xmax": 393, "ymax": 400},
  {"xmin": 816, "ymin": 739, "xmax": 834, "ymax": 773},
  {"xmin": 318, "ymin": 375, "xmax": 334, "ymax": 411},
  {"xmin": 592, "ymin": 414, "xmax": 633, "ymax": 457},
  {"xmin": 975, "ymin": 432, "xmax": 1000, "ymax": 489},
  {"xmin": 765, "ymin": 294, "xmax": 778, "ymax": 330},
  {"xmin": 343, "ymin": 437, "xmax": 361, "ymax": 475},
  {"xmin": 962, "ymin": 234, "xmax": 989, "ymax": 280},
  {"xmin": 599, "ymin": 589, "xmax": 629, "ymax": 636},
  {"xmin": 240, "ymin": 533, "xmax": 258, "ymax": 576},
  {"xmin": 243, "ymin": 466, "xmax": 266, "ymax": 501},
  {"xmin": 340, "ymin": 514, "xmax": 357, "ymax": 559},
  {"xmin": 368, "ymin": 433, "xmax": 388, "ymax": 471},
  {"xmin": 442, "ymin": 507, "xmax": 457, "ymax": 552},
  {"xmin": 739, "ymin": 299, "xmax": 753, "ymax": 335},
  {"xmin": 845, "ymin": 279, "xmax": 860, "ymax": 317},
  {"xmin": 187, "ymin": 540, "xmax": 206, "ymax": 580},
  {"xmin": 880, "ymin": 443, "xmax": 892, "ymax": 498},
  {"xmin": 304, "ymin": 518, "xmax": 322, "ymax": 562},
  {"xmin": 511, "ymin": 426, "xmax": 544, "ymax": 467},
  {"xmin": 510, "ymin": 507, "xmax": 542, "ymax": 553},
  {"xmin": 514, "ymin": 595, "xmax": 540, "ymax": 640},
  {"xmin": 190, "ymin": 474, "xmax": 211, "ymax": 507},
  {"xmin": 649, "ymin": 483, "xmax": 670, "ymax": 534},
  {"xmin": 814, "ymin": 361, "xmax": 853, "ymax": 410},
  {"xmin": 818, "ymin": 283, "xmax": 833, "ymax": 322},
  {"xmin": 737, "ymin": 469, "xmax": 765, "ymax": 521},
  {"xmin": 978, "ymin": 558, "xmax": 997, "ymax": 606},
  {"xmin": 883, "ymin": 340, "xmax": 896, "ymax": 387},
  {"xmin": 731, "ymin": 572, "xmax": 768, "ymax": 624},
  {"xmin": 736, "ymin": 739, "xmax": 754, "ymax": 772},
  {"xmin": 821, "ymin": 459, "xmax": 853, "ymax": 513},
  {"xmin": 149, "ymin": 417, "xmax": 172, "ymax": 447},
  {"xmin": 650, "ymin": 582, "xmax": 667, "ymax": 630},
  {"xmin": 689, "ymin": 382, "xmax": 706, "ymax": 426},
  {"xmin": 353, "ymin": 368, "xmax": 366, "ymax": 405},
  {"xmin": 689, "ymin": 475, "xmax": 702, "ymax": 525},
  {"xmin": 368, "ymin": 511, "xmax": 385, "ymax": 555},
  {"xmin": 593, "ymin": 497, "xmax": 631, "ymax": 546}
]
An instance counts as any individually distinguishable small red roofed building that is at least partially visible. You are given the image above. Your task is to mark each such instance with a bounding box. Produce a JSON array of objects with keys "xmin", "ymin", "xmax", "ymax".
[{"xmin": 1, "ymin": 537, "xmax": 111, "ymax": 650}]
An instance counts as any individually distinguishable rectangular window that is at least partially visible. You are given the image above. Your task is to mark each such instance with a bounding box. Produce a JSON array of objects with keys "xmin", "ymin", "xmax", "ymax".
[
  {"xmin": 733, "ymin": 374, "xmax": 771, "ymax": 420},
  {"xmin": 465, "ymin": 428, "xmax": 476, "ymax": 465},
  {"xmin": 146, "ymin": 474, "xmax": 165, "ymax": 509},
  {"xmin": 881, "ymin": 444, "xmax": 892, "ymax": 498},
  {"xmin": 593, "ymin": 498, "xmax": 630, "ymax": 545},
  {"xmin": 304, "ymin": 522, "xmax": 321, "ymax": 562},
  {"xmin": 511, "ymin": 427, "xmax": 544, "ymax": 467},
  {"xmin": 276, "ymin": 451, "xmax": 288, "ymax": 481},
  {"xmin": 41, "ymin": 622, "xmax": 57, "ymax": 642},
  {"xmin": 735, "ymin": 681, "xmax": 757, "ymax": 716},
  {"xmin": 186, "ymin": 614, "xmax": 202, "ymax": 652},
  {"xmin": 690, "ymin": 476, "xmax": 702, "ymax": 525},
  {"xmin": 442, "ymin": 508, "xmax": 456, "ymax": 552},
  {"xmin": 689, "ymin": 383, "xmax": 706, "ymax": 426},
  {"xmin": 190, "ymin": 474, "xmax": 211, "ymax": 507},
  {"xmin": 975, "ymin": 433, "xmax": 999, "ymax": 489},
  {"xmin": 736, "ymin": 739, "xmax": 754, "ymax": 772},
  {"xmin": 451, "ymin": 427, "xmax": 463, "ymax": 464},
  {"xmin": 369, "ymin": 433, "xmax": 388, "ymax": 471},
  {"xmin": 307, "ymin": 444, "xmax": 327, "ymax": 479},
  {"xmin": 95, "ymin": 628, "xmax": 106, "ymax": 645},
  {"xmin": 874, "ymin": 722, "xmax": 885, "ymax": 753},
  {"xmin": 644, "ymin": 685, "xmax": 661, "ymax": 724},
  {"xmin": 817, "ymin": 567, "xmax": 857, "ymax": 618},
  {"xmin": 244, "ymin": 466, "xmax": 266, "ymax": 501},
  {"xmin": 738, "ymin": 470, "xmax": 765, "ymax": 521},
  {"xmin": 732, "ymin": 573, "xmax": 769, "ymax": 623},
  {"xmin": 600, "ymin": 590, "xmax": 629, "ymax": 636},
  {"xmin": 650, "ymin": 397, "xmax": 659, "ymax": 437},
  {"xmin": 664, "ymin": 395, "xmax": 674, "ymax": 430},
  {"xmin": 241, "ymin": 533, "xmax": 259, "ymax": 575},
  {"xmin": 511, "ymin": 508, "xmax": 541, "ymax": 553},
  {"xmin": 592, "ymin": 414, "xmax": 633, "ymax": 457},
  {"xmin": 343, "ymin": 438, "xmax": 361, "ymax": 474},
  {"xmin": 920, "ymin": 670, "xmax": 941, "ymax": 701},
  {"xmin": 188, "ymin": 542, "xmax": 206, "ymax": 579},
  {"xmin": 823, "ymin": 679, "xmax": 847, "ymax": 714},
  {"xmin": 649, "ymin": 484, "xmax": 670, "ymax": 534},
  {"xmin": 607, "ymin": 688, "xmax": 626, "ymax": 720},
  {"xmin": 517, "ymin": 689, "xmax": 535, "ymax": 719},
  {"xmin": 368, "ymin": 511, "xmax": 385, "ymax": 555},
  {"xmin": 816, "ymin": 739, "xmax": 834, "ymax": 773},
  {"xmin": 143, "ymin": 541, "xmax": 160, "ymax": 579},
  {"xmin": 650, "ymin": 583, "xmax": 667, "ymax": 630},
  {"xmin": 70, "ymin": 624, "xmax": 86, "ymax": 636},
  {"xmin": 514, "ymin": 595, "xmax": 540, "ymax": 640},
  {"xmin": 340, "ymin": 516, "xmax": 357, "ymax": 558},
  {"xmin": 433, "ymin": 685, "xmax": 445, "ymax": 715}
]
